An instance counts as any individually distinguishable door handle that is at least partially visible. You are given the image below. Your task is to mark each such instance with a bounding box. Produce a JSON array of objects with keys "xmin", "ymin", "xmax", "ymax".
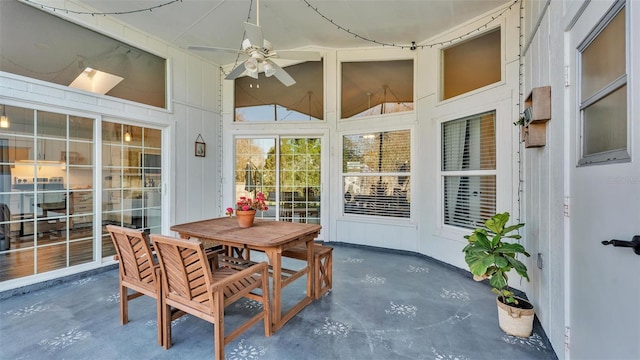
[{"xmin": 601, "ymin": 235, "xmax": 640, "ymax": 255}]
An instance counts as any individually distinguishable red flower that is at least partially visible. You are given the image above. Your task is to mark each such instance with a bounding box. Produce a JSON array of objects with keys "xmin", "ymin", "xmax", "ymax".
[{"xmin": 234, "ymin": 192, "xmax": 269, "ymax": 212}]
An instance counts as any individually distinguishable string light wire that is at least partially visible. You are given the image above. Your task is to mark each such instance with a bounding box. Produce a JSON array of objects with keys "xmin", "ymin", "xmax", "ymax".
[
  {"xmin": 23, "ymin": 0, "xmax": 183, "ymax": 16},
  {"xmin": 517, "ymin": 0, "xmax": 524, "ymax": 225},
  {"xmin": 302, "ymin": 0, "xmax": 520, "ymax": 49}
]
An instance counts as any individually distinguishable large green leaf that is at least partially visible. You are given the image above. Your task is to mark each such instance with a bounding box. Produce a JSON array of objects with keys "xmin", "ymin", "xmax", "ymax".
[
  {"xmin": 489, "ymin": 271, "xmax": 508, "ymax": 289},
  {"xmin": 475, "ymin": 231, "xmax": 492, "ymax": 249},
  {"xmin": 486, "ymin": 212, "xmax": 510, "ymax": 234},
  {"xmin": 468, "ymin": 259, "xmax": 489, "ymax": 276},
  {"xmin": 503, "ymin": 223, "xmax": 524, "ymax": 234},
  {"xmin": 491, "ymin": 234, "xmax": 501, "ymax": 247},
  {"xmin": 481, "ymin": 255, "xmax": 495, "ymax": 267},
  {"xmin": 494, "ymin": 256, "xmax": 508, "ymax": 268},
  {"xmin": 495, "ymin": 242, "xmax": 529, "ymax": 255},
  {"xmin": 507, "ymin": 257, "xmax": 530, "ymax": 280}
]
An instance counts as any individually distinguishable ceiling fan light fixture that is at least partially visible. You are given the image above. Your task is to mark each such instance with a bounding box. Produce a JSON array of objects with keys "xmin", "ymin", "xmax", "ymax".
[
  {"xmin": 263, "ymin": 61, "xmax": 276, "ymax": 77},
  {"xmin": 244, "ymin": 58, "xmax": 258, "ymax": 72},
  {"xmin": 247, "ymin": 68, "xmax": 259, "ymax": 79},
  {"xmin": 241, "ymin": 38, "xmax": 252, "ymax": 51}
]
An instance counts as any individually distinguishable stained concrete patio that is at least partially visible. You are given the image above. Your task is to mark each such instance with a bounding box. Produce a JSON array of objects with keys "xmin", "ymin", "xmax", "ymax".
[{"xmin": 0, "ymin": 244, "xmax": 557, "ymax": 360}]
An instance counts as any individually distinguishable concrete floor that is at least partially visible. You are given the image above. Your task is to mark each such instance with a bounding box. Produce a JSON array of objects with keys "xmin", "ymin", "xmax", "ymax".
[{"xmin": 0, "ymin": 244, "xmax": 557, "ymax": 360}]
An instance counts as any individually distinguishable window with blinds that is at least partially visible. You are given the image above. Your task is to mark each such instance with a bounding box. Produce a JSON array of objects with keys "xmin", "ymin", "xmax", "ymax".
[
  {"xmin": 342, "ymin": 129, "xmax": 410, "ymax": 218},
  {"xmin": 442, "ymin": 111, "xmax": 496, "ymax": 229}
]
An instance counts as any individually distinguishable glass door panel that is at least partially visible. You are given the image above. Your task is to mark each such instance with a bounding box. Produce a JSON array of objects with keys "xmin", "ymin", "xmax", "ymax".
[{"xmin": 235, "ymin": 137, "xmax": 321, "ymax": 224}]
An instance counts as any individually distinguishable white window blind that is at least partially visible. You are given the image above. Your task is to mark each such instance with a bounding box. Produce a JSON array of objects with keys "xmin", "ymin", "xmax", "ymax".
[
  {"xmin": 342, "ymin": 130, "xmax": 411, "ymax": 218},
  {"xmin": 442, "ymin": 112, "xmax": 496, "ymax": 229}
]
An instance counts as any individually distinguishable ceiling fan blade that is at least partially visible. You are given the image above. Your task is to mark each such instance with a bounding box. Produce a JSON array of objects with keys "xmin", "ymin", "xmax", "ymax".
[
  {"xmin": 225, "ymin": 63, "xmax": 247, "ymax": 80},
  {"xmin": 274, "ymin": 50, "xmax": 322, "ymax": 61},
  {"xmin": 243, "ymin": 22, "xmax": 264, "ymax": 48},
  {"xmin": 267, "ymin": 60, "xmax": 296, "ymax": 87},
  {"xmin": 187, "ymin": 45, "xmax": 244, "ymax": 55}
]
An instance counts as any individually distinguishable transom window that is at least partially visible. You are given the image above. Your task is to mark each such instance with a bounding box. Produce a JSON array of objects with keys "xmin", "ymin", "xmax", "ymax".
[
  {"xmin": 442, "ymin": 28, "xmax": 501, "ymax": 100},
  {"xmin": 0, "ymin": 1, "xmax": 167, "ymax": 108},
  {"xmin": 234, "ymin": 61, "xmax": 324, "ymax": 122},
  {"xmin": 341, "ymin": 60, "xmax": 414, "ymax": 119}
]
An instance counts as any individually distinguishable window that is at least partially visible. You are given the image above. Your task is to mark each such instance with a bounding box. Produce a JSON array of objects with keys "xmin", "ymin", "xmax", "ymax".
[
  {"xmin": 341, "ymin": 60, "xmax": 414, "ymax": 119},
  {"xmin": 102, "ymin": 122, "xmax": 162, "ymax": 257},
  {"xmin": 0, "ymin": 1, "xmax": 167, "ymax": 108},
  {"xmin": 578, "ymin": 3, "xmax": 627, "ymax": 165},
  {"xmin": 342, "ymin": 130, "xmax": 410, "ymax": 218},
  {"xmin": 0, "ymin": 106, "xmax": 94, "ymax": 281},
  {"xmin": 442, "ymin": 28, "xmax": 501, "ymax": 100},
  {"xmin": 234, "ymin": 61, "xmax": 324, "ymax": 122},
  {"xmin": 235, "ymin": 137, "xmax": 321, "ymax": 224},
  {"xmin": 442, "ymin": 111, "xmax": 496, "ymax": 229}
]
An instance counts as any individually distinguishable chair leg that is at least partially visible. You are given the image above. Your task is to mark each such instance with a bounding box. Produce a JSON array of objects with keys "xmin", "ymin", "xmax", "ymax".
[
  {"xmin": 120, "ymin": 285, "xmax": 128, "ymax": 325},
  {"xmin": 162, "ymin": 302, "xmax": 172, "ymax": 350},
  {"xmin": 261, "ymin": 267, "xmax": 272, "ymax": 337},
  {"xmin": 214, "ymin": 293, "xmax": 225, "ymax": 360},
  {"xmin": 156, "ymin": 296, "xmax": 163, "ymax": 347}
]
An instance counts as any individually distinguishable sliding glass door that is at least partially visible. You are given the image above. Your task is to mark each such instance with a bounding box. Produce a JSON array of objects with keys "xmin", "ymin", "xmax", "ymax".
[
  {"xmin": 235, "ymin": 137, "xmax": 321, "ymax": 224},
  {"xmin": 0, "ymin": 106, "xmax": 94, "ymax": 281},
  {"xmin": 101, "ymin": 122, "xmax": 162, "ymax": 257}
]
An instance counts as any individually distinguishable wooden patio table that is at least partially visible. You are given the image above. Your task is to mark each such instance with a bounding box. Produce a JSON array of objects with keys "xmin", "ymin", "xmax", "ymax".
[{"xmin": 170, "ymin": 217, "xmax": 321, "ymax": 332}]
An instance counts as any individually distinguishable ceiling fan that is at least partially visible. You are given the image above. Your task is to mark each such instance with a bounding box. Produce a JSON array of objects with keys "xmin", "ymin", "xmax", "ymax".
[{"xmin": 187, "ymin": 0, "xmax": 321, "ymax": 86}]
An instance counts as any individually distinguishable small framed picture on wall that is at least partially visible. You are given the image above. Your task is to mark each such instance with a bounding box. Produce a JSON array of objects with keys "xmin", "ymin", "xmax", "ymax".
[{"xmin": 195, "ymin": 135, "xmax": 206, "ymax": 157}]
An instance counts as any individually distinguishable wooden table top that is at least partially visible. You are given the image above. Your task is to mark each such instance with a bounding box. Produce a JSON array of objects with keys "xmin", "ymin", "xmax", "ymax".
[{"xmin": 170, "ymin": 217, "xmax": 321, "ymax": 248}]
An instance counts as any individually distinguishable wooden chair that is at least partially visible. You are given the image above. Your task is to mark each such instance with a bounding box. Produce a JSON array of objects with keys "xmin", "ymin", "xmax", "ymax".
[
  {"xmin": 107, "ymin": 225, "xmax": 163, "ymax": 346},
  {"xmin": 150, "ymin": 234, "xmax": 271, "ymax": 360}
]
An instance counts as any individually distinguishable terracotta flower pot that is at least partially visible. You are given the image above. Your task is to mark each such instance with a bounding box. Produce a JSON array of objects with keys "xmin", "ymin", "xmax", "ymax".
[{"xmin": 236, "ymin": 210, "xmax": 256, "ymax": 228}]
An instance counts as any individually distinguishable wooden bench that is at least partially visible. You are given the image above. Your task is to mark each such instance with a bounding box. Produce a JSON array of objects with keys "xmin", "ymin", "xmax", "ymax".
[
  {"xmin": 281, "ymin": 243, "xmax": 333, "ymax": 299},
  {"xmin": 216, "ymin": 243, "xmax": 334, "ymax": 300}
]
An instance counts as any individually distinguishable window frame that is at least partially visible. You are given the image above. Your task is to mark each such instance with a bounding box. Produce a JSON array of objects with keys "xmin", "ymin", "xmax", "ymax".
[
  {"xmin": 232, "ymin": 60, "xmax": 325, "ymax": 123},
  {"xmin": 439, "ymin": 110, "xmax": 497, "ymax": 231},
  {"xmin": 232, "ymin": 135, "xmax": 323, "ymax": 224},
  {"xmin": 438, "ymin": 25, "xmax": 504, "ymax": 103},
  {"xmin": 576, "ymin": 0, "xmax": 629, "ymax": 166},
  {"xmin": 340, "ymin": 127, "xmax": 413, "ymax": 220}
]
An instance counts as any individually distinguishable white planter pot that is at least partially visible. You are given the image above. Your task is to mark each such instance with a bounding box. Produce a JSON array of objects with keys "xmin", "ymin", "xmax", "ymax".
[{"xmin": 496, "ymin": 296, "xmax": 535, "ymax": 338}]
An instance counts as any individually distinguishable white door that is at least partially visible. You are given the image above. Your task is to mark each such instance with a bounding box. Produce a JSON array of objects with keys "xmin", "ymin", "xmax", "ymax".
[{"xmin": 569, "ymin": 1, "xmax": 640, "ymax": 359}]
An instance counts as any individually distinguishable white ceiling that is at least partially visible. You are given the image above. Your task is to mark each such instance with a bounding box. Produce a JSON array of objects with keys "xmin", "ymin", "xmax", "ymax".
[{"xmin": 74, "ymin": 0, "xmax": 510, "ymax": 66}]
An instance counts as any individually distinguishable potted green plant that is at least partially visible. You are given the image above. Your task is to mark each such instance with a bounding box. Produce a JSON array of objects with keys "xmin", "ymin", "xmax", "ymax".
[{"xmin": 462, "ymin": 212, "xmax": 535, "ymax": 337}]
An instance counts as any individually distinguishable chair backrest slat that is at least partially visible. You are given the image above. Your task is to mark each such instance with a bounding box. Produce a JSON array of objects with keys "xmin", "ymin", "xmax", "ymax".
[
  {"xmin": 151, "ymin": 235, "xmax": 214, "ymax": 311},
  {"xmin": 107, "ymin": 225, "xmax": 156, "ymax": 289}
]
